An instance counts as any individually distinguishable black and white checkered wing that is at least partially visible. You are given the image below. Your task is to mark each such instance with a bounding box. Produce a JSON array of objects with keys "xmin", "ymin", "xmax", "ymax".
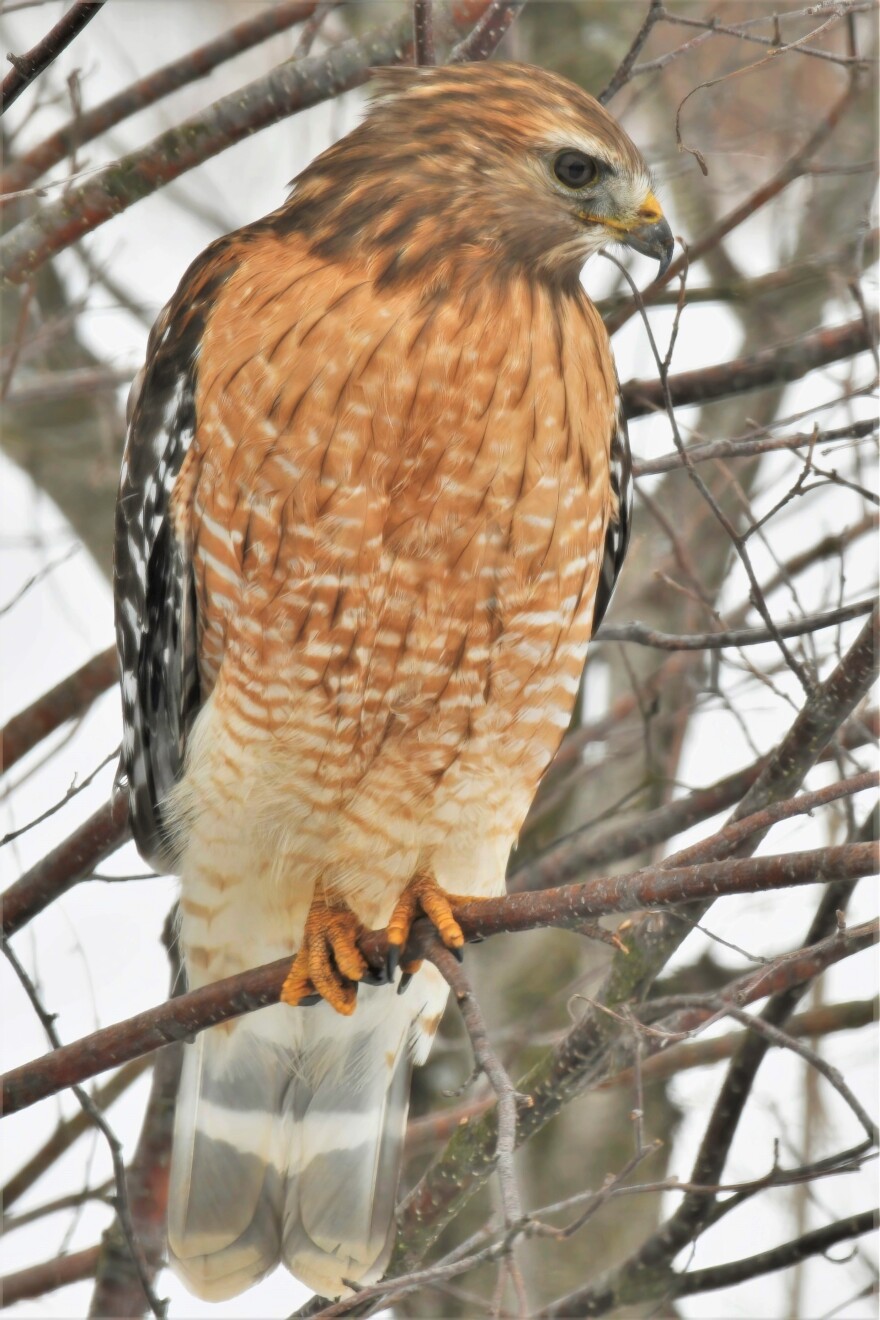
[
  {"xmin": 114, "ymin": 301, "xmax": 202, "ymax": 871},
  {"xmin": 114, "ymin": 239, "xmax": 239, "ymax": 872},
  {"xmin": 592, "ymin": 394, "xmax": 632, "ymax": 633}
]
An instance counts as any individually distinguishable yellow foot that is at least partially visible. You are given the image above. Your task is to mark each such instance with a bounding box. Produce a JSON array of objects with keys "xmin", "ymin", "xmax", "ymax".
[
  {"xmin": 385, "ymin": 874, "xmax": 482, "ymax": 980},
  {"xmin": 281, "ymin": 897, "xmax": 376, "ymax": 1016}
]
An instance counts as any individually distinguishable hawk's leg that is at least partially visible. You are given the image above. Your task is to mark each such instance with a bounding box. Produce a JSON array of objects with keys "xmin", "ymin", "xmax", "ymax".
[
  {"xmin": 385, "ymin": 873, "xmax": 489, "ymax": 980},
  {"xmin": 281, "ymin": 892, "xmax": 382, "ymax": 1016}
]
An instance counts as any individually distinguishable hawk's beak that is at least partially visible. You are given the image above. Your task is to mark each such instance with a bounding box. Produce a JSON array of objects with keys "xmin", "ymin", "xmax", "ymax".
[{"xmin": 623, "ymin": 195, "xmax": 674, "ymax": 279}]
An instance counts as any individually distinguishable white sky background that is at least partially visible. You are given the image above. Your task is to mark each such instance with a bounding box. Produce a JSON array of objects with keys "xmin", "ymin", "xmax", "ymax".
[{"xmin": 1, "ymin": 3, "xmax": 877, "ymax": 1318}]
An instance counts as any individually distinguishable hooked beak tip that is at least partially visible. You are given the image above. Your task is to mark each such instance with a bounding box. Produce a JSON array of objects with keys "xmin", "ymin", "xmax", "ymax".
[{"xmin": 625, "ymin": 214, "xmax": 675, "ymax": 280}]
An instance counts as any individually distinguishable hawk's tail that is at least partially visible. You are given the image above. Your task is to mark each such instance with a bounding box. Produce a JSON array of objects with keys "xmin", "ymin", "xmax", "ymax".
[{"xmin": 167, "ymin": 975, "xmax": 445, "ymax": 1301}]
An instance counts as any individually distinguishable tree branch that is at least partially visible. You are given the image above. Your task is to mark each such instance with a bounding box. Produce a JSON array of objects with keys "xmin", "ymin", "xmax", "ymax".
[
  {"xmin": 2, "ymin": 792, "xmax": 129, "ymax": 938},
  {"xmin": 5, "ymin": 846, "xmax": 873, "ymax": 1112},
  {"xmin": 621, "ymin": 318, "xmax": 875, "ymax": 420},
  {"xmin": 675, "ymin": 1210, "xmax": 879, "ymax": 1299},
  {"xmin": 515, "ymin": 769, "xmax": 878, "ymax": 893},
  {"xmin": 2, "ymin": 1056, "xmax": 149, "ymax": 1209},
  {"xmin": 605, "ymin": 80, "xmax": 859, "ymax": 335},
  {"xmin": 1, "ymin": 0, "xmax": 106, "ymax": 115},
  {"xmin": 389, "ymin": 611, "xmax": 879, "ymax": 1270},
  {"xmin": 413, "ymin": 0, "xmax": 436, "ymax": 66},
  {"xmin": 597, "ymin": 598, "xmax": 874, "ymax": 651},
  {"xmin": 0, "ymin": 1244, "xmax": 101, "ymax": 1307},
  {"xmin": 391, "ymin": 919, "xmax": 876, "ymax": 1276},
  {"xmin": 448, "ymin": 0, "xmax": 525, "ymax": 63},
  {"xmin": 598, "ymin": 0, "xmax": 664, "ymax": 104},
  {"xmin": 0, "ymin": 1, "xmax": 320, "ymax": 196},
  {"xmin": 0, "ymin": 0, "xmax": 502, "ymax": 282},
  {"xmin": 0, "ymin": 644, "xmax": 117, "ymax": 774},
  {"xmin": 633, "ymin": 419, "xmax": 879, "ymax": 479}
]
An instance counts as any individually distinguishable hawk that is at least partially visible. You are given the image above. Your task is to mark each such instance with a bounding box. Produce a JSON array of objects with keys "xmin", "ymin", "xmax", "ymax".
[{"xmin": 114, "ymin": 61, "xmax": 672, "ymax": 1301}]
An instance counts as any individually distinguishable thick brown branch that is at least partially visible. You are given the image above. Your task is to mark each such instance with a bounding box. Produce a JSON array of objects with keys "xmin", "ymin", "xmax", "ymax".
[
  {"xmin": 2, "ymin": 845, "xmax": 875, "ymax": 1116},
  {"xmin": 1, "ymin": 1, "xmax": 105, "ymax": 114},
  {"xmin": 2, "ymin": 793, "xmax": 130, "ymax": 938},
  {"xmin": 0, "ymin": 1, "xmax": 319, "ymax": 196},
  {"xmin": 621, "ymin": 319, "xmax": 874, "ymax": 420},
  {"xmin": 88, "ymin": 1039, "xmax": 180, "ymax": 1317},
  {"xmin": 0, "ymin": 1244, "xmax": 101, "ymax": 1306},
  {"xmin": 542, "ymin": 1209, "xmax": 879, "ymax": 1316},
  {"xmin": 1, "ymin": 644, "xmax": 117, "ymax": 774}
]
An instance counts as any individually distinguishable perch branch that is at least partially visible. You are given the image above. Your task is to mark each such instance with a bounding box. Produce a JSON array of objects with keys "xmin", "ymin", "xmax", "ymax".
[{"xmin": 2, "ymin": 850, "xmax": 874, "ymax": 1115}]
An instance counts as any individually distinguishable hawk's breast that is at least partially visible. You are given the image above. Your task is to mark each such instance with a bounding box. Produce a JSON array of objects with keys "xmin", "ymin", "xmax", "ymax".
[{"xmin": 180, "ymin": 234, "xmax": 618, "ymax": 906}]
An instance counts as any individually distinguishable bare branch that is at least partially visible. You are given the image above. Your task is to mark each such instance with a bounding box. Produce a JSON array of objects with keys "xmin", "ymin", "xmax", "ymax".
[
  {"xmin": 428, "ymin": 939, "xmax": 525, "ymax": 1229},
  {"xmin": 0, "ymin": 644, "xmax": 117, "ymax": 774},
  {"xmin": 1, "ymin": 1244, "xmax": 101, "ymax": 1307},
  {"xmin": 0, "ymin": 1, "xmax": 320, "ymax": 195},
  {"xmin": 2, "ymin": 793, "xmax": 130, "ymax": 938},
  {"xmin": 2, "ymin": 1056, "xmax": 149, "ymax": 1209},
  {"xmin": 1, "ymin": 0, "xmax": 105, "ymax": 114},
  {"xmin": 413, "ymin": 0, "xmax": 436, "ymax": 66},
  {"xmin": 6, "ymin": 848, "xmax": 873, "ymax": 1114},
  {"xmin": 676, "ymin": 1209, "xmax": 878, "ymax": 1298},
  {"xmin": 598, "ymin": 0, "xmax": 664, "ymax": 104},
  {"xmin": 0, "ymin": 0, "xmax": 499, "ymax": 283},
  {"xmin": 633, "ymin": 419, "xmax": 879, "ymax": 478},
  {"xmin": 621, "ymin": 318, "xmax": 875, "ymax": 420},
  {"xmin": 597, "ymin": 598, "xmax": 874, "ymax": 651},
  {"xmin": 1, "ymin": 936, "xmax": 167, "ymax": 1317},
  {"xmin": 605, "ymin": 80, "xmax": 860, "ymax": 334},
  {"xmin": 514, "ymin": 769, "xmax": 879, "ymax": 894},
  {"xmin": 449, "ymin": 0, "xmax": 526, "ymax": 63}
]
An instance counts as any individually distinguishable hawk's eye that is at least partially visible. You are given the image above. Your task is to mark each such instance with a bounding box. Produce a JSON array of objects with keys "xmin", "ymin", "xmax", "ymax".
[{"xmin": 553, "ymin": 150, "xmax": 598, "ymax": 190}]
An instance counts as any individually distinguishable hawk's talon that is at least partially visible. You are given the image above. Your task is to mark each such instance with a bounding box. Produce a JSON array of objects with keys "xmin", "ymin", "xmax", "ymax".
[
  {"xmin": 385, "ymin": 941, "xmax": 402, "ymax": 983},
  {"xmin": 281, "ymin": 894, "xmax": 370, "ymax": 1016},
  {"xmin": 384, "ymin": 874, "xmax": 482, "ymax": 978},
  {"xmin": 361, "ymin": 964, "xmax": 390, "ymax": 988}
]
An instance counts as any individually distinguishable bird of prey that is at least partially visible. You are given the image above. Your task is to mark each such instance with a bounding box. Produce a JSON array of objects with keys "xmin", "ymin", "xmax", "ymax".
[{"xmin": 114, "ymin": 60, "xmax": 672, "ymax": 1301}]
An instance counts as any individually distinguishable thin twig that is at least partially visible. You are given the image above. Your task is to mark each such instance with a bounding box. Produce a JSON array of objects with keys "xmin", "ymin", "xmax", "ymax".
[
  {"xmin": 427, "ymin": 939, "xmax": 526, "ymax": 1228},
  {"xmin": 1, "ymin": 936, "xmax": 167, "ymax": 1318},
  {"xmin": 598, "ymin": 0, "xmax": 664, "ymax": 104}
]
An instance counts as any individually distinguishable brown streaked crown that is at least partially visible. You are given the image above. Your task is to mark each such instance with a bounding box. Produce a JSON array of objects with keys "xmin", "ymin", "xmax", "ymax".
[{"xmin": 281, "ymin": 62, "xmax": 654, "ymax": 291}]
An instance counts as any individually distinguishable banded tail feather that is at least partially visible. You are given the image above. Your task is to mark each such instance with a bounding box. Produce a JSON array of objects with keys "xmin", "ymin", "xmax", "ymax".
[{"xmin": 167, "ymin": 974, "xmax": 446, "ymax": 1300}]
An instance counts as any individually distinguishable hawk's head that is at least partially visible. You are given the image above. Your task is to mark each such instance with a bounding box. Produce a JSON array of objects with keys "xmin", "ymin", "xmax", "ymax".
[{"xmin": 289, "ymin": 61, "xmax": 672, "ymax": 291}]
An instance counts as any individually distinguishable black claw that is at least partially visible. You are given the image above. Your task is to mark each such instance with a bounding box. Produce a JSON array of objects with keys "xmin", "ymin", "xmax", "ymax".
[
  {"xmin": 386, "ymin": 941, "xmax": 401, "ymax": 982},
  {"xmin": 397, "ymin": 971, "xmax": 414, "ymax": 995},
  {"xmin": 361, "ymin": 963, "xmax": 389, "ymax": 988},
  {"xmin": 451, "ymin": 944, "xmax": 464, "ymax": 963},
  {"xmin": 298, "ymin": 993, "xmax": 321, "ymax": 1007}
]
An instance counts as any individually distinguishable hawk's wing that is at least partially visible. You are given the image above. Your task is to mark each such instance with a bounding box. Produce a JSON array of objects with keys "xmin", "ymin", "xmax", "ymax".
[
  {"xmin": 592, "ymin": 394, "xmax": 632, "ymax": 633},
  {"xmin": 114, "ymin": 237, "xmax": 241, "ymax": 871}
]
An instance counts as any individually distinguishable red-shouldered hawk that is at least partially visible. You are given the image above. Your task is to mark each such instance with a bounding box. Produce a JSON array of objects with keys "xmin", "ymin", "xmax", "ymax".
[{"xmin": 114, "ymin": 61, "xmax": 672, "ymax": 1302}]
